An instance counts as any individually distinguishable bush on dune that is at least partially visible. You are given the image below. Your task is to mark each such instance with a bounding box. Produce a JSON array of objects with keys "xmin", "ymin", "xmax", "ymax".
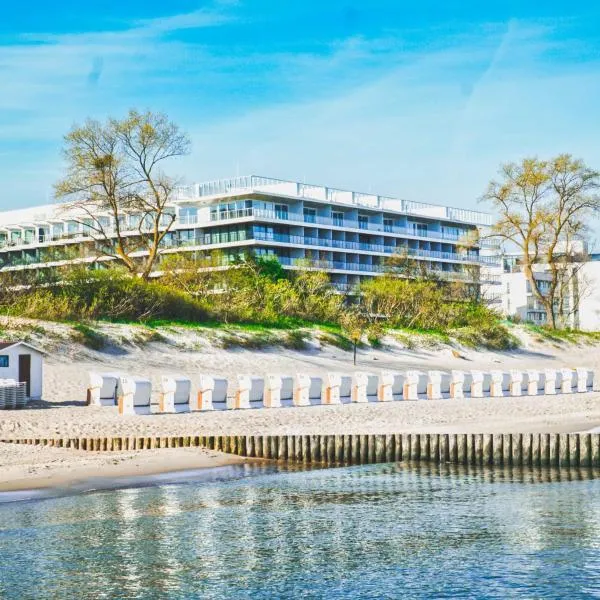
[
  {"xmin": 0, "ymin": 256, "xmax": 519, "ymax": 351},
  {"xmin": 2, "ymin": 268, "xmax": 208, "ymax": 323}
]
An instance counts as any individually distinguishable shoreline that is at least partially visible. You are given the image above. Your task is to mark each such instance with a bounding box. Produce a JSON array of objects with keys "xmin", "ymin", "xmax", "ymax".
[{"xmin": 0, "ymin": 444, "xmax": 253, "ymax": 495}]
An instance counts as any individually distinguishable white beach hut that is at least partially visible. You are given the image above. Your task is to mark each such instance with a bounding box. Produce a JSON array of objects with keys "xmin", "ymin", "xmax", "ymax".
[
  {"xmin": 352, "ymin": 372, "xmax": 379, "ymax": 403},
  {"xmin": 450, "ymin": 371, "xmax": 466, "ymax": 399},
  {"xmin": 235, "ymin": 375, "xmax": 265, "ymax": 409},
  {"xmin": 197, "ymin": 375, "xmax": 228, "ymax": 410},
  {"xmin": 427, "ymin": 371, "xmax": 451, "ymax": 400},
  {"xmin": 295, "ymin": 374, "xmax": 323, "ymax": 406},
  {"xmin": 324, "ymin": 373, "xmax": 352, "ymax": 405},
  {"xmin": 378, "ymin": 371, "xmax": 405, "ymax": 401},
  {"xmin": 575, "ymin": 368, "xmax": 595, "ymax": 393},
  {"xmin": 88, "ymin": 372, "xmax": 121, "ymax": 407},
  {"xmin": 264, "ymin": 375, "xmax": 294, "ymax": 408},
  {"xmin": 159, "ymin": 375, "xmax": 192, "ymax": 413},
  {"xmin": 118, "ymin": 376, "xmax": 152, "ymax": 416},
  {"xmin": 0, "ymin": 341, "xmax": 44, "ymax": 400},
  {"xmin": 490, "ymin": 371, "xmax": 510, "ymax": 397}
]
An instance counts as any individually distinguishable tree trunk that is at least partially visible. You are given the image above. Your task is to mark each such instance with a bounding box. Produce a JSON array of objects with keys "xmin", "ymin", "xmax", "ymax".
[
  {"xmin": 545, "ymin": 303, "xmax": 557, "ymax": 329},
  {"xmin": 353, "ymin": 342, "xmax": 357, "ymax": 366}
]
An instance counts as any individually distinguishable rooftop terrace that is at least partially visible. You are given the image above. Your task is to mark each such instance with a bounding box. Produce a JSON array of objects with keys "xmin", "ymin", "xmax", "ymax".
[{"xmin": 175, "ymin": 175, "xmax": 493, "ymax": 227}]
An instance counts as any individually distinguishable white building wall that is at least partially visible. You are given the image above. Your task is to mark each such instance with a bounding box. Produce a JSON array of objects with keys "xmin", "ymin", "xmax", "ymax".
[
  {"xmin": 495, "ymin": 262, "xmax": 600, "ymax": 331},
  {"xmin": 0, "ymin": 344, "xmax": 44, "ymax": 399},
  {"xmin": 577, "ymin": 262, "xmax": 600, "ymax": 331}
]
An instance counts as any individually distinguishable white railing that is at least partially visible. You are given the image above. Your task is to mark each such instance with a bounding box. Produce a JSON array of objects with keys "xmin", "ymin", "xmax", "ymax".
[{"xmin": 175, "ymin": 175, "xmax": 493, "ymax": 226}]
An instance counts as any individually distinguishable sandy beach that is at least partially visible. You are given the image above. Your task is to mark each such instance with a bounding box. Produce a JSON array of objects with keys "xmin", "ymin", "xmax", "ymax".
[
  {"xmin": 0, "ymin": 443, "xmax": 250, "ymax": 493},
  {"xmin": 1, "ymin": 319, "xmax": 599, "ymax": 492}
]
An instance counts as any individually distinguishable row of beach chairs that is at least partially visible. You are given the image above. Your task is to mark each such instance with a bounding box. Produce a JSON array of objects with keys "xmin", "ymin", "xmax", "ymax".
[
  {"xmin": 0, "ymin": 380, "xmax": 27, "ymax": 410},
  {"xmin": 88, "ymin": 367, "xmax": 597, "ymax": 416}
]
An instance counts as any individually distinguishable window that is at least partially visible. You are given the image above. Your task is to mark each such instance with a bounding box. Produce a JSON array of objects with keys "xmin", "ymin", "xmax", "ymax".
[
  {"xmin": 384, "ymin": 218, "xmax": 393, "ymax": 232},
  {"xmin": 304, "ymin": 208, "xmax": 317, "ymax": 224},
  {"xmin": 275, "ymin": 204, "xmax": 289, "ymax": 220},
  {"xmin": 358, "ymin": 215, "xmax": 368, "ymax": 230},
  {"xmin": 0, "ymin": 356, "xmax": 8, "ymax": 368},
  {"xmin": 409, "ymin": 221, "xmax": 428, "ymax": 236},
  {"xmin": 332, "ymin": 212, "xmax": 344, "ymax": 227}
]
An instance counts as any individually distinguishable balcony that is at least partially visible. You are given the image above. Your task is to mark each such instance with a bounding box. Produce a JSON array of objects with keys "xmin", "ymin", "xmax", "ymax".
[
  {"xmin": 198, "ymin": 207, "xmax": 480, "ymax": 244},
  {"xmin": 175, "ymin": 175, "xmax": 493, "ymax": 226},
  {"xmin": 251, "ymin": 232, "xmax": 492, "ymax": 265}
]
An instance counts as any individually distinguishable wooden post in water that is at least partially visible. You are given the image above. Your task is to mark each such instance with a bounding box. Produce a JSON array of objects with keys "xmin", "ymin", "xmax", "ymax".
[
  {"xmin": 592, "ymin": 434, "xmax": 600, "ymax": 468},
  {"xmin": 351, "ymin": 435, "xmax": 359, "ymax": 465},
  {"xmin": 394, "ymin": 434, "xmax": 402, "ymax": 462},
  {"xmin": 431, "ymin": 434, "xmax": 439, "ymax": 464},
  {"xmin": 457, "ymin": 434, "xmax": 467, "ymax": 464},
  {"xmin": 344, "ymin": 435, "xmax": 352, "ymax": 464},
  {"xmin": 559, "ymin": 434, "xmax": 569, "ymax": 468},
  {"xmin": 512, "ymin": 434, "xmax": 522, "ymax": 467},
  {"xmin": 440, "ymin": 434, "xmax": 449, "ymax": 463},
  {"xmin": 421, "ymin": 434, "xmax": 430, "ymax": 463},
  {"xmin": 448, "ymin": 435, "xmax": 458, "ymax": 464},
  {"xmin": 568, "ymin": 434, "xmax": 579, "ymax": 468},
  {"xmin": 580, "ymin": 434, "xmax": 591, "ymax": 468},
  {"xmin": 492, "ymin": 434, "xmax": 502, "ymax": 466},
  {"xmin": 327, "ymin": 436, "xmax": 335, "ymax": 465},
  {"xmin": 411, "ymin": 434, "xmax": 420, "ymax": 462},
  {"xmin": 503, "ymin": 434, "xmax": 512, "ymax": 467},
  {"xmin": 367, "ymin": 436, "xmax": 375, "ymax": 463},
  {"xmin": 402, "ymin": 435, "xmax": 410, "ymax": 462},
  {"xmin": 359, "ymin": 435, "xmax": 368, "ymax": 464},
  {"xmin": 375, "ymin": 435, "xmax": 385, "ymax": 463}
]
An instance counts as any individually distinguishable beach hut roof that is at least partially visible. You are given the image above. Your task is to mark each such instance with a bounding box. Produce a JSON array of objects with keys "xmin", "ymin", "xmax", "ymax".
[{"xmin": 0, "ymin": 341, "xmax": 46, "ymax": 354}]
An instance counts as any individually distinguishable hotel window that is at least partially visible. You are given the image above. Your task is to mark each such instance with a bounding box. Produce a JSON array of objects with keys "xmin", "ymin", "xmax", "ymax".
[
  {"xmin": 304, "ymin": 208, "xmax": 317, "ymax": 224},
  {"xmin": 409, "ymin": 221, "xmax": 428, "ymax": 236},
  {"xmin": 358, "ymin": 215, "xmax": 368, "ymax": 230},
  {"xmin": 254, "ymin": 225, "xmax": 274, "ymax": 241},
  {"xmin": 67, "ymin": 221, "xmax": 80, "ymax": 236},
  {"xmin": 275, "ymin": 204, "xmax": 289, "ymax": 220},
  {"xmin": 332, "ymin": 212, "xmax": 344, "ymax": 227},
  {"xmin": 384, "ymin": 218, "xmax": 393, "ymax": 232},
  {"xmin": 442, "ymin": 226, "xmax": 460, "ymax": 238}
]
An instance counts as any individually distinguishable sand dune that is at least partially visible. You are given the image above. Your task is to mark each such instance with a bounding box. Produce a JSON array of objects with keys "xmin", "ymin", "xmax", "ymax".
[{"xmin": 1, "ymin": 320, "xmax": 599, "ymax": 492}]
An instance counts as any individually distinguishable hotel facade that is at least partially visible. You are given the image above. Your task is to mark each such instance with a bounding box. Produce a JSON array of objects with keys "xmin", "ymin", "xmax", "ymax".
[
  {"xmin": 0, "ymin": 176, "xmax": 500, "ymax": 292},
  {"xmin": 485, "ymin": 251, "xmax": 600, "ymax": 331}
]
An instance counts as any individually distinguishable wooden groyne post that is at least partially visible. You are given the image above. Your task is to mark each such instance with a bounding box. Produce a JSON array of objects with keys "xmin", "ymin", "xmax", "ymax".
[{"xmin": 2, "ymin": 433, "xmax": 600, "ymax": 469}]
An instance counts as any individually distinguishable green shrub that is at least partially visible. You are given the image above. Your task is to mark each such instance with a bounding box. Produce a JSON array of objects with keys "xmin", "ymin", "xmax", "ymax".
[
  {"xmin": 218, "ymin": 331, "xmax": 277, "ymax": 349},
  {"xmin": 317, "ymin": 332, "xmax": 354, "ymax": 351},
  {"xmin": 2, "ymin": 268, "xmax": 208, "ymax": 323},
  {"xmin": 367, "ymin": 333, "xmax": 382, "ymax": 348},
  {"xmin": 282, "ymin": 329, "xmax": 310, "ymax": 350},
  {"xmin": 71, "ymin": 323, "xmax": 109, "ymax": 350},
  {"xmin": 452, "ymin": 323, "xmax": 519, "ymax": 351}
]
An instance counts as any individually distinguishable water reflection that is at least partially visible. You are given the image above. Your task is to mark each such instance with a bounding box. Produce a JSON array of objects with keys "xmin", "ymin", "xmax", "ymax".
[{"xmin": 1, "ymin": 462, "xmax": 600, "ymax": 598}]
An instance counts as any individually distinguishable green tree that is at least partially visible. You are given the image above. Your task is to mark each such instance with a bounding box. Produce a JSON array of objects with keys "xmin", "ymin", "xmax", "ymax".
[
  {"xmin": 482, "ymin": 155, "xmax": 600, "ymax": 328},
  {"xmin": 55, "ymin": 110, "xmax": 190, "ymax": 281}
]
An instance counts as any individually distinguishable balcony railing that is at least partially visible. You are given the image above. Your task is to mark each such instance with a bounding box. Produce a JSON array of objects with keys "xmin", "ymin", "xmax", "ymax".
[
  {"xmin": 157, "ymin": 231, "xmax": 500, "ymax": 267},
  {"xmin": 175, "ymin": 175, "xmax": 493, "ymax": 226},
  {"xmin": 251, "ymin": 232, "xmax": 495, "ymax": 264},
  {"xmin": 201, "ymin": 207, "xmax": 479, "ymax": 244}
]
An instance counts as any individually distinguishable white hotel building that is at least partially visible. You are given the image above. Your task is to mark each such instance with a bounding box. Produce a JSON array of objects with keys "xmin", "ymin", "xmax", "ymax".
[{"xmin": 0, "ymin": 176, "xmax": 500, "ymax": 291}]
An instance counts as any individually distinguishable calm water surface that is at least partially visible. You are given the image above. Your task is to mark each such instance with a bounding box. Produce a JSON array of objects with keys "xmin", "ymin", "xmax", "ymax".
[{"xmin": 1, "ymin": 463, "xmax": 599, "ymax": 599}]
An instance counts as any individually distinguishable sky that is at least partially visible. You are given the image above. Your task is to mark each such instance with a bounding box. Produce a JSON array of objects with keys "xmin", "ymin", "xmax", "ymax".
[{"xmin": 1, "ymin": 0, "xmax": 599, "ymax": 212}]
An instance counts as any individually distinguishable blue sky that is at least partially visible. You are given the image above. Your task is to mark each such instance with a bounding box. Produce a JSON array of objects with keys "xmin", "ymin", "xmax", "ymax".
[{"xmin": 1, "ymin": 0, "xmax": 599, "ymax": 211}]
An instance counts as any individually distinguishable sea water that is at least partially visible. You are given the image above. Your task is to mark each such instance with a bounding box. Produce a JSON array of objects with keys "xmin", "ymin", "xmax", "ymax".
[{"xmin": 1, "ymin": 462, "xmax": 599, "ymax": 599}]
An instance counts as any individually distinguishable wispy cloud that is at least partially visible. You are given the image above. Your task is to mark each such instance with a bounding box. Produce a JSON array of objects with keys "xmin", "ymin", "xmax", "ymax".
[{"xmin": 0, "ymin": 7, "xmax": 598, "ymax": 212}]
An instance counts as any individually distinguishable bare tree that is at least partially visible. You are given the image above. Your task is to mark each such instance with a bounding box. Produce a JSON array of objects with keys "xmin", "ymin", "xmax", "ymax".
[
  {"xmin": 481, "ymin": 155, "xmax": 600, "ymax": 329},
  {"xmin": 55, "ymin": 110, "xmax": 190, "ymax": 280}
]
